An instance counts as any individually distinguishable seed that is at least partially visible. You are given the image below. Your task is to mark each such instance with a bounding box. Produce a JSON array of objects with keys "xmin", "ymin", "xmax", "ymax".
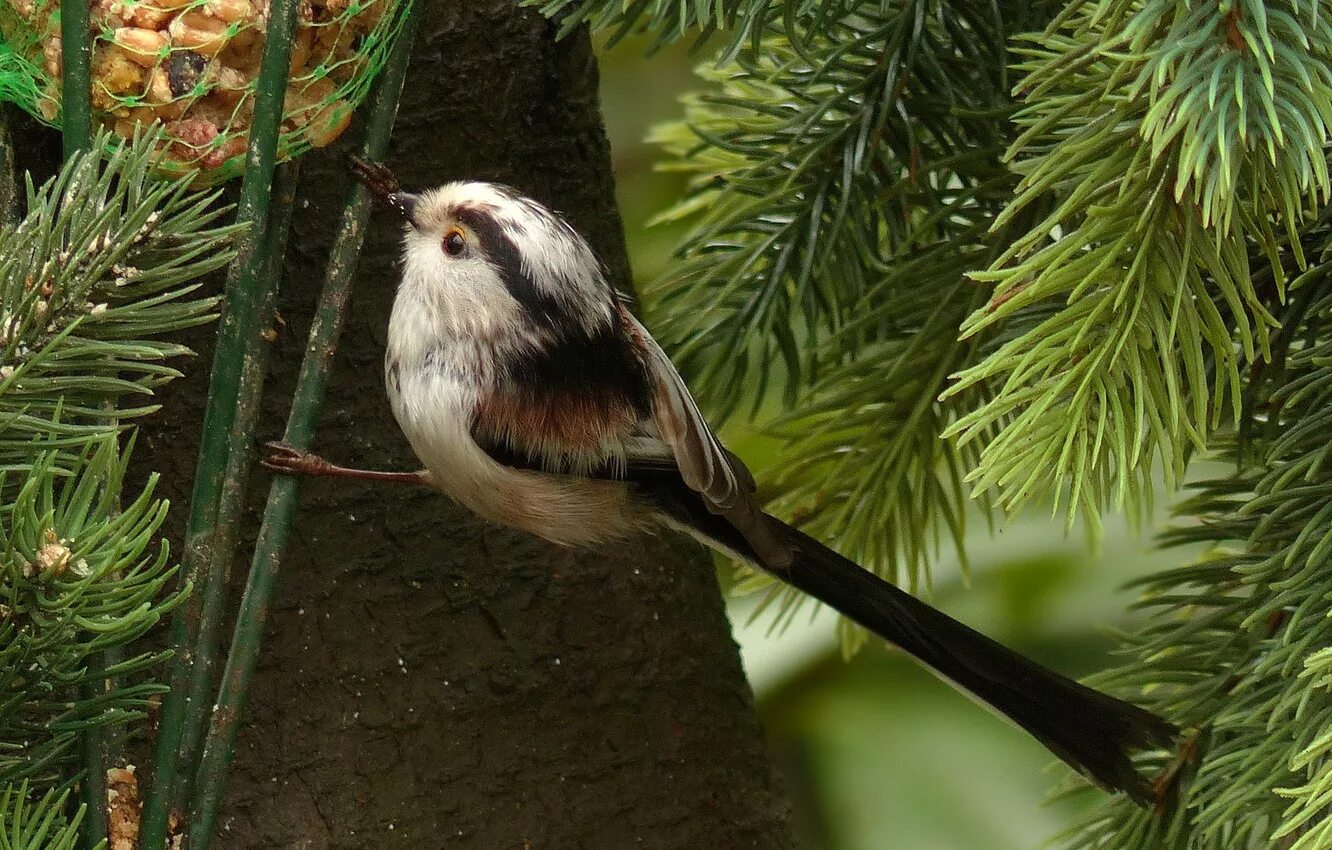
[
  {"xmin": 169, "ymin": 11, "xmax": 231, "ymax": 56},
  {"xmin": 111, "ymin": 27, "xmax": 168, "ymax": 67},
  {"xmin": 167, "ymin": 50, "xmax": 210, "ymax": 97}
]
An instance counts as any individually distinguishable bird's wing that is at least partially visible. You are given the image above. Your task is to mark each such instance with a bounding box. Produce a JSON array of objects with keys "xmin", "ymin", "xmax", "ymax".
[
  {"xmin": 620, "ymin": 312, "xmax": 794, "ymax": 566},
  {"xmin": 621, "ymin": 312, "xmax": 756, "ymax": 512}
]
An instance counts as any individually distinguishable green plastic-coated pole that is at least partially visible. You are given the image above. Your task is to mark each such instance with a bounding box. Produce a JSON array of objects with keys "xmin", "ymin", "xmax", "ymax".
[
  {"xmin": 173, "ymin": 159, "xmax": 302, "ymax": 813},
  {"xmin": 138, "ymin": 0, "xmax": 302, "ymax": 844},
  {"xmin": 186, "ymin": 6, "xmax": 422, "ymax": 847},
  {"xmin": 0, "ymin": 109, "xmax": 17, "ymax": 220},
  {"xmin": 59, "ymin": 10, "xmax": 103, "ymax": 846},
  {"xmin": 76, "ymin": 665, "xmax": 109, "ymax": 850},
  {"xmin": 59, "ymin": 0, "xmax": 92, "ymax": 159}
]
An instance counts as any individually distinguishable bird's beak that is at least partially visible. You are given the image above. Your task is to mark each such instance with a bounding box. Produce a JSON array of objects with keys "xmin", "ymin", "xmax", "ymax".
[{"xmin": 349, "ymin": 155, "xmax": 420, "ymax": 226}]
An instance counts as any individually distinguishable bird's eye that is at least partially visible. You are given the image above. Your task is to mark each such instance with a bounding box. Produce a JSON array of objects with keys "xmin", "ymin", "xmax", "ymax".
[{"xmin": 442, "ymin": 228, "xmax": 467, "ymax": 257}]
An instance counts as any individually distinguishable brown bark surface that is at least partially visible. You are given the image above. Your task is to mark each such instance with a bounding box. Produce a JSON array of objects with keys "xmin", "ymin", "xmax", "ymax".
[{"xmin": 13, "ymin": 2, "xmax": 795, "ymax": 848}]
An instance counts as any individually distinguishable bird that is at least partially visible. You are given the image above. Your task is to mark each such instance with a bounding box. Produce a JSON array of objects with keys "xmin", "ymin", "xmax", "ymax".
[{"xmin": 262, "ymin": 156, "xmax": 1178, "ymax": 804}]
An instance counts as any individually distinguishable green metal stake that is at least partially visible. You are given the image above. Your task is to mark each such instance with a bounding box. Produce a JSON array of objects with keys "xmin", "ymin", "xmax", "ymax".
[
  {"xmin": 172, "ymin": 159, "xmax": 302, "ymax": 813},
  {"xmin": 77, "ymin": 611, "xmax": 110, "ymax": 850},
  {"xmin": 59, "ymin": 0, "xmax": 92, "ymax": 160},
  {"xmin": 59, "ymin": 10, "xmax": 103, "ymax": 845},
  {"xmin": 138, "ymin": 0, "xmax": 303, "ymax": 845},
  {"xmin": 0, "ymin": 108, "xmax": 18, "ymax": 221},
  {"xmin": 186, "ymin": 7, "xmax": 422, "ymax": 847}
]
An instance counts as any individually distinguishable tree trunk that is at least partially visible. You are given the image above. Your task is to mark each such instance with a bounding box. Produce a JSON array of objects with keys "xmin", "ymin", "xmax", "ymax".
[{"xmin": 88, "ymin": 2, "xmax": 793, "ymax": 847}]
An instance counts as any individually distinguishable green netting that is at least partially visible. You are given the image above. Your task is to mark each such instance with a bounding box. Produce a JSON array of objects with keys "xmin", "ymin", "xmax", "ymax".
[{"xmin": 0, "ymin": 0, "xmax": 410, "ymax": 185}]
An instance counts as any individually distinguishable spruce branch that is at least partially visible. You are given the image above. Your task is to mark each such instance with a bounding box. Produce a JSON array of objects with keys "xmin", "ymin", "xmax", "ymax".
[
  {"xmin": 0, "ymin": 128, "xmax": 235, "ymax": 500},
  {"xmin": 943, "ymin": 0, "xmax": 1332, "ymax": 528},
  {"xmin": 0, "ymin": 129, "xmax": 236, "ymax": 829},
  {"xmin": 527, "ymin": 0, "xmax": 867, "ymax": 53},
  {"xmin": 742, "ymin": 208, "xmax": 1023, "ymax": 650},
  {"xmin": 648, "ymin": 1, "xmax": 1021, "ymax": 421},
  {"xmin": 0, "ymin": 441, "xmax": 181, "ymax": 791},
  {"xmin": 1059, "ymin": 229, "xmax": 1332, "ymax": 849},
  {"xmin": 0, "ymin": 784, "xmax": 85, "ymax": 850},
  {"xmin": 529, "ymin": 0, "xmax": 754, "ymax": 48},
  {"xmin": 629, "ymin": 0, "xmax": 1067, "ymax": 646}
]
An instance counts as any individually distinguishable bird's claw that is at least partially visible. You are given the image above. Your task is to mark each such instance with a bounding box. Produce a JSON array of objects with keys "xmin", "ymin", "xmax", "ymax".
[
  {"xmin": 261, "ymin": 441, "xmax": 330, "ymax": 476},
  {"xmin": 348, "ymin": 155, "xmax": 401, "ymax": 200}
]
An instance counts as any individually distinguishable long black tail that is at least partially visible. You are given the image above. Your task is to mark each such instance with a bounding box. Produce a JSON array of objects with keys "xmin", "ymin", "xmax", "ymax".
[{"xmin": 664, "ymin": 495, "xmax": 1178, "ymax": 803}]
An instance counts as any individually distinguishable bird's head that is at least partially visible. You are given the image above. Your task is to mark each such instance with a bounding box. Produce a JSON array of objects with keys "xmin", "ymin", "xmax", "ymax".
[{"xmin": 350, "ymin": 157, "xmax": 616, "ymax": 342}]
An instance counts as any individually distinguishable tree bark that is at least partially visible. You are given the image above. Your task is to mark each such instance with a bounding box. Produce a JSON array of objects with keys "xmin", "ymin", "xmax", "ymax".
[{"xmin": 96, "ymin": 2, "xmax": 793, "ymax": 847}]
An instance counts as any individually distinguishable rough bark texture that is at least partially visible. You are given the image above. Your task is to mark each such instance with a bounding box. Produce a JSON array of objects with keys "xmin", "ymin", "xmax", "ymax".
[{"xmin": 24, "ymin": 3, "xmax": 794, "ymax": 848}]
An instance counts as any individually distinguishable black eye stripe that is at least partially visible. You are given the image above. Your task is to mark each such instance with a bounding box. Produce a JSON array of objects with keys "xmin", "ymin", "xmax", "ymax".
[{"xmin": 454, "ymin": 205, "xmax": 565, "ymax": 321}]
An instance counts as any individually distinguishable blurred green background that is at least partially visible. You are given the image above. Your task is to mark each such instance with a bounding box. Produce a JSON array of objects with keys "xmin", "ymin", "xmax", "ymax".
[{"xmin": 593, "ymin": 34, "xmax": 1191, "ymax": 850}]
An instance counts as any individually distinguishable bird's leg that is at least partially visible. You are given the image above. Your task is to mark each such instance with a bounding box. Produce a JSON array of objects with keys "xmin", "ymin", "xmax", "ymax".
[{"xmin": 261, "ymin": 441, "xmax": 431, "ymax": 486}]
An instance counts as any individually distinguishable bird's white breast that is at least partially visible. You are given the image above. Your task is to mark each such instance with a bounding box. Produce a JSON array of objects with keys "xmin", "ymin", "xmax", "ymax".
[{"xmin": 384, "ymin": 280, "xmax": 642, "ymax": 547}]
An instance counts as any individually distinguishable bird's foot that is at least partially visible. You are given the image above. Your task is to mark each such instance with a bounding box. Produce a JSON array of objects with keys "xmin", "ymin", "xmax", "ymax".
[{"xmin": 261, "ymin": 441, "xmax": 333, "ymax": 477}]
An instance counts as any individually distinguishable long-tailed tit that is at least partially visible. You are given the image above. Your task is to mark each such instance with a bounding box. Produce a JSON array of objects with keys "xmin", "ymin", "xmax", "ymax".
[{"xmin": 264, "ymin": 158, "xmax": 1177, "ymax": 803}]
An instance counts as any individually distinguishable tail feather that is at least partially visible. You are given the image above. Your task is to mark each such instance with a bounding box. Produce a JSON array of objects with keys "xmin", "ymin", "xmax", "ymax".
[
  {"xmin": 660, "ymin": 491, "xmax": 1178, "ymax": 803},
  {"xmin": 773, "ymin": 522, "xmax": 1176, "ymax": 802}
]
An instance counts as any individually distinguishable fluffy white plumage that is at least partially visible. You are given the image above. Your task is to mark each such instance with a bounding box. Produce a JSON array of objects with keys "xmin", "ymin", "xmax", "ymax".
[{"xmin": 385, "ymin": 182, "xmax": 649, "ymax": 544}]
